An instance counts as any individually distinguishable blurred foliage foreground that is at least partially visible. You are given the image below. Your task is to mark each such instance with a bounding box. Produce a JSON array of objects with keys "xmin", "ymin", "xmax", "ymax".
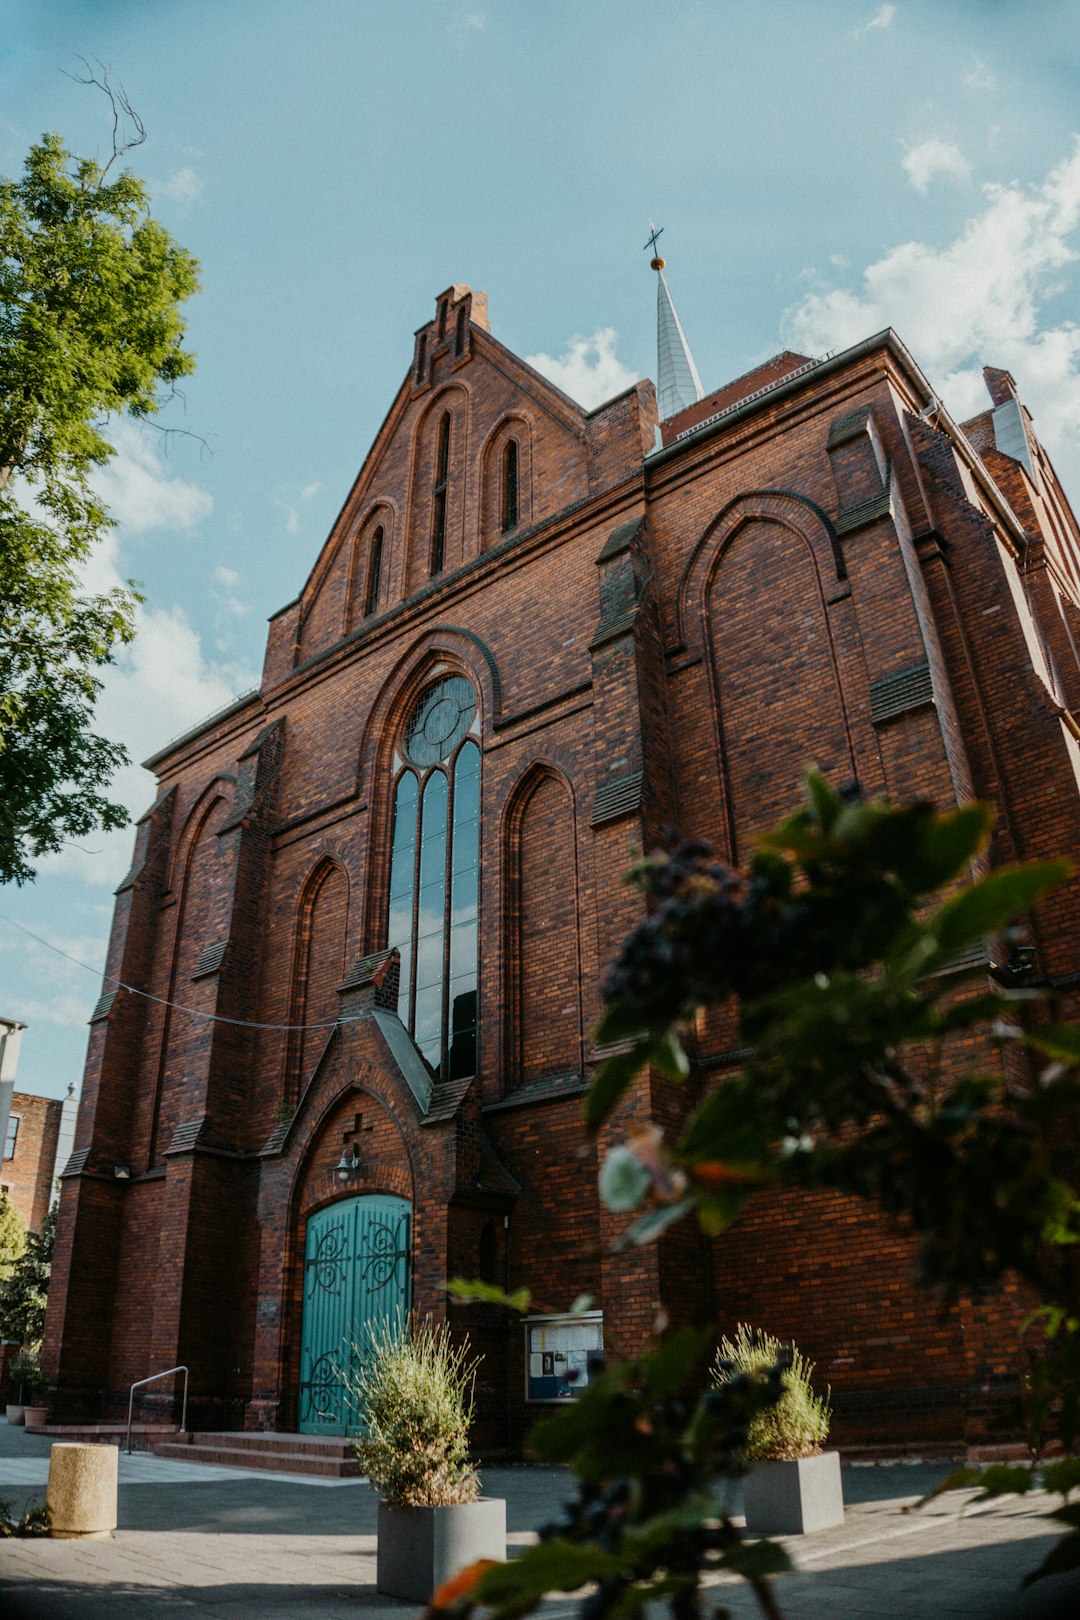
[{"xmin": 441, "ymin": 775, "xmax": 1080, "ymax": 1619}]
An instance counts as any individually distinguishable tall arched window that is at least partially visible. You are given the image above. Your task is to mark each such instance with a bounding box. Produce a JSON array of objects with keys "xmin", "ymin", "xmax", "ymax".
[
  {"xmin": 364, "ymin": 526, "xmax": 384, "ymax": 616},
  {"xmin": 386, "ymin": 676, "xmax": 479, "ymax": 1078},
  {"xmin": 502, "ymin": 440, "xmax": 519, "ymax": 533},
  {"xmin": 431, "ymin": 413, "xmax": 451, "ymax": 575}
]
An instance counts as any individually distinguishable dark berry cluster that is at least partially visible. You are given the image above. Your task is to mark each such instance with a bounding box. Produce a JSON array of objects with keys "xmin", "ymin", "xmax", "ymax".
[{"xmin": 603, "ymin": 839, "xmax": 746, "ymax": 1024}]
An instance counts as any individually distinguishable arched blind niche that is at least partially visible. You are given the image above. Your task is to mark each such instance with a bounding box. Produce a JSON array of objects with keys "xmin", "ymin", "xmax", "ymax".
[
  {"xmin": 289, "ymin": 861, "xmax": 349, "ymax": 1101},
  {"xmin": 150, "ymin": 795, "xmax": 232, "ymax": 1162},
  {"xmin": 347, "ymin": 513, "xmax": 391, "ymax": 634},
  {"xmin": 481, "ymin": 417, "xmax": 531, "ymax": 549},
  {"xmin": 386, "ymin": 675, "xmax": 480, "ymax": 1079},
  {"xmin": 707, "ymin": 519, "xmax": 853, "ymax": 861},
  {"xmin": 509, "ymin": 770, "xmax": 582, "ymax": 1088}
]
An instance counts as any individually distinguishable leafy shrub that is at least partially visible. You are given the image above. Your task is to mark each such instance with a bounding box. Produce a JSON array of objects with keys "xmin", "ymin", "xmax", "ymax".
[
  {"xmin": 0, "ymin": 1207, "xmax": 54, "ymax": 1347},
  {"xmin": 8, "ymin": 1349, "xmax": 46, "ymax": 1402},
  {"xmin": 468, "ymin": 1324, "xmax": 795, "ymax": 1620},
  {"xmin": 712, "ymin": 1326, "xmax": 830, "ymax": 1461},
  {"xmin": 0, "ymin": 1192, "xmax": 27, "ymax": 1281},
  {"xmin": 0, "ymin": 1496, "xmax": 49, "ymax": 1537},
  {"xmin": 347, "ymin": 1319, "xmax": 480, "ymax": 1506}
]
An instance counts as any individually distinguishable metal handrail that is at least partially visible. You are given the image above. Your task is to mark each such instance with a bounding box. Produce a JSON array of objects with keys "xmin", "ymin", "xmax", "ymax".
[{"xmin": 126, "ymin": 1364, "xmax": 188, "ymax": 1454}]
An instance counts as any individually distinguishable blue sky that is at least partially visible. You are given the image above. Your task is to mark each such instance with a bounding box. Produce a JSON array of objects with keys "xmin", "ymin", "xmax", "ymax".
[{"xmin": 3, "ymin": 0, "xmax": 1080, "ymax": 1098}]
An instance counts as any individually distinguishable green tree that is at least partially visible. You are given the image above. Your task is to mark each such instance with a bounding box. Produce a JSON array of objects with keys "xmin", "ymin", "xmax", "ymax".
[
  {"xmin": 0, "ymin": 77, "xmax": 200, "ymax": 884},
  {"xmin": 444, "ymin": 778, "xmax": 1080, "ymax": 1619},
  {"xmin": 0, "ymin": 1190, "xmax": 27, "ymax": 1282},
  {"xmin": 0, "ymin": 1205, "xmax": 54, "ymax": 1347}
]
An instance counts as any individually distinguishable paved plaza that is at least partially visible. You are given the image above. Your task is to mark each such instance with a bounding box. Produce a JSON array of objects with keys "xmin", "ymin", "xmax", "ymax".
[{"xmin": 1, "ymin": 1422, "xmax": 1078, "ymax": 1618}]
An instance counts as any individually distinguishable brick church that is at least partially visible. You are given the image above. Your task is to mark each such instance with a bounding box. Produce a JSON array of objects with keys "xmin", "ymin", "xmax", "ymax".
[{"xmin": 43, "ymin": 263, "xmax": 1080, "ymax": 1451}]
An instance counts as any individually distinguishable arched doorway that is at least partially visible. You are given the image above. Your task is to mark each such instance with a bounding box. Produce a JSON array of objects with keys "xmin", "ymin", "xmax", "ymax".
[{"xmin": 297, "ymin": 1193, "xmax": 411, "ymax": 1435}]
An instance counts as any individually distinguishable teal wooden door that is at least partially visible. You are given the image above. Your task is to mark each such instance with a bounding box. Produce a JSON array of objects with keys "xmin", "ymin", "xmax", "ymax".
[{"xmin": 297, "ymin": 1194, "xmax": 411, "ymax": 1435}]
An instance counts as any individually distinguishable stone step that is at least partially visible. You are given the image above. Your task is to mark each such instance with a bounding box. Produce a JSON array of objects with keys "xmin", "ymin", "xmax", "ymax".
[
  {"xmin": 153, "ymin": 1440, "xmax": 363, "ymax": 1477},
  {"xmin": 29, "ymin": 1423, "xmax": 179, "ymax": 1452},
  {"xmin": 183, "ymin": 1430, "xmax": 359, "ymax": 1459}
]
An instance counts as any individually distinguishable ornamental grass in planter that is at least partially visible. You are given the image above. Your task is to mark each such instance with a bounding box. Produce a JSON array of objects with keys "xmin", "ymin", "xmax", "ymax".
[
  {"xmin": 347, "ymin": 1319, "xmax": 505, "ymax": 1602},
  {"xmin": 712, "ymin": 1324, "xmax": 843, "ymax": 1535}
]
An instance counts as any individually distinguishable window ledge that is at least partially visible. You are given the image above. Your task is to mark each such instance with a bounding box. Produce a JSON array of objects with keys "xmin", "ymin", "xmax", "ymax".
[{"xmin": 483, "ymin": 1075, "xmax": 587, "ymax": 1115}]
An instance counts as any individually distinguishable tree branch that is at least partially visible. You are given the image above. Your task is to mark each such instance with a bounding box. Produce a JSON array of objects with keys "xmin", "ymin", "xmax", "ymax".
[
  {"xmin": 61, "ymin": 57, "xmax": 146, "ymax": 186},
  {"xmin": 137, "ymin": 417, "xmax": 212, "ymax": 461}
]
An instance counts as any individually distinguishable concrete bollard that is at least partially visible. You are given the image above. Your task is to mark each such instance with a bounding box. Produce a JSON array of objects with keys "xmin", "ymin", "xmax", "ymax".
[{"xmin": 46, "ymin": 1442, "xmax": 118, "ymax": 1539}]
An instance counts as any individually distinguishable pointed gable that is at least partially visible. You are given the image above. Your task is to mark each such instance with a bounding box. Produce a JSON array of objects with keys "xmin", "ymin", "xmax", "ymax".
[{"xmin": 291, "ymin": 285, "xmax": 605, "ymax": 668}]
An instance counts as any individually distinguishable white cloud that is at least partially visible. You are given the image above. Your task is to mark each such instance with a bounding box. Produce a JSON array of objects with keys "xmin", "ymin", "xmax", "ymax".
[
  {"xmin": 854, "ymin": 4, "xmax": 896, "ymax": 37},
  {"xmin": 902, "ymin": 138, "xmax": 972, "ymax": 194},
  {"xmin": 525, "ymin": 328, "xmax": 639, "ymax": 411},
  {"xmin": 158, "ymin": 166, "xmax": 203, "ymax": 205},
  {"xmin": 449, "ymin": 1, "xmax": 486, "ymax": 30},
  {"xmin": 211, "ymin": 563, "xmax": 249, "ymax": 624},
  {"xmin": 274, "ymin": 478, "xmax": 322, "ymax": 537},
  {"xmin": 0, "ymin": 925, "xmax": 107, "ymax": 1030},
  {"xmin": 276, "ymin": 499, "xmax": 301, "ymax": 535},
  {"xmin": 964, "ymin": 56, "xmax": 995, "ymax": 91},
  {"xmin": 783, "ymin": 136, "xmax": 1080, "ymax": 501},
  {"xmin": 94, "ymin": 421, "xmax": 213, "ymax": 535},
  {"xmin": 14, "ymin": 992, "xmax": 99, "ymax": 1031},
  {"xmin": 39, "ymin": 528, "xmax": 257, "ymax": 886}
]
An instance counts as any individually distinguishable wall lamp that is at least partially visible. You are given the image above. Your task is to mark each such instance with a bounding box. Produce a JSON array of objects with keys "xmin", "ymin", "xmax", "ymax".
[
  {"xmin": 990, "ymin": 943, "xmax": 1039, "ymax": 987},
  {"xmin": 337, "ymin": 1144, "xmax": 361, "ymax": 1182}
]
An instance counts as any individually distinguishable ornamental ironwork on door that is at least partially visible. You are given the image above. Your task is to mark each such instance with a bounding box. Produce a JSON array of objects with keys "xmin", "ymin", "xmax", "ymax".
[{"xmin": 297, "ymin": 1194, "xmax": 411, "ymax": 1435}]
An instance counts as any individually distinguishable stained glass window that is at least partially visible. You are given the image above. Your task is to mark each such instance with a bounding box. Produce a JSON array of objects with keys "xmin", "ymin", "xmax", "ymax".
[
  {"xmin": 404, "ymin": 676, "xmax": 476, "ymax": 767},
  {"xmin": 387, "ymin": 681, "xmax": 480, "ymax": 1078}
]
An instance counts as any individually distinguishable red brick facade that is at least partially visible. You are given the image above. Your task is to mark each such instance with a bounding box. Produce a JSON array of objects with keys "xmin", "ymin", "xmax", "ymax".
[
  {"xmin": 3, "ymin": 1090, "xmax": 61, "ymax": 1233},
  {"xmin": 43, "ymin": 287, "xmax": 1080, "ymax": 1449}
]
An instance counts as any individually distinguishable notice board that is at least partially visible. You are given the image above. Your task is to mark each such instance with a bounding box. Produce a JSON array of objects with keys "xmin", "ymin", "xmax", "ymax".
[{"xmin": 524, "ymin": 1311, "xmax": 604, "ymax": 1402}]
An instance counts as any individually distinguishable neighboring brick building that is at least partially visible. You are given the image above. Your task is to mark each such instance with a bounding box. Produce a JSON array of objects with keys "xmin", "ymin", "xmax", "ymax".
[
  {"xmin": 43, "ymin": 280, "xmax": 1080, "ymax": 1448},
  {"xmin": 3, "ymin": 1089, "xmax": 62, "ymax": 1234}
]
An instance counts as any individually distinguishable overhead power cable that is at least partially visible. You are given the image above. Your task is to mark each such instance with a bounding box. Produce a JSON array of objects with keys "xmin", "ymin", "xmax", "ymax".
[{"xmin": 0, "ymin": 908, "xmax": 343, "ymax": 1033}]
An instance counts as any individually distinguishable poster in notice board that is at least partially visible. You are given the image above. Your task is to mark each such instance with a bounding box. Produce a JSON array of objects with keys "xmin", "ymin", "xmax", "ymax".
[{"xmin": 525, "ymin": 1312, "xmax": 604, "ymax": 1402}]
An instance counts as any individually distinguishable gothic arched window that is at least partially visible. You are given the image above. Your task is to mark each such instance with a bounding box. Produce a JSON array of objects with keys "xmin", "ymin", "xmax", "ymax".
[
  {"xmin": 386, "ymin": 676, "xmax": 479, "ymax": 1078},
  {"xmin": 364, "ymin": 526, "xmax": 384, "ymax": 616},
  {"xmin": 502, "ymin": 440, "xmax": 519, "ymax": 533},
  {"xmin": 431, "ymin": 413, "xmax": 451, "ymax": 575}
]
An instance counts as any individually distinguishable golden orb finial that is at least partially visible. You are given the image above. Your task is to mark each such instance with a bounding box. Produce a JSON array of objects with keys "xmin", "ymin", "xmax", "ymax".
[{"xmin": 650, "ymin": 256, "xmax": 666, "ymax": 271}]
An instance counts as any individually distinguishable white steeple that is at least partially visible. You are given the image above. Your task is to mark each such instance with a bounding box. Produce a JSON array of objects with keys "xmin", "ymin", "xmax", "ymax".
[{"xmin": 646, "ymin": 223, "xmax": 705, "ymax": 420}]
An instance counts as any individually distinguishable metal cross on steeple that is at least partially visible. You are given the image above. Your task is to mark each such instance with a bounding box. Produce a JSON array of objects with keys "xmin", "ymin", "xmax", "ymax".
[{"xmin": 645, "ymin": 222, "xmax": 705, "ymax": 420}]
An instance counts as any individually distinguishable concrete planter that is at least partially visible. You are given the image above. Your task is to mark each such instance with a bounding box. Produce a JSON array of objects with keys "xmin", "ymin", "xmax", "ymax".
[
  {"xmin": 23, "ymin": 1406, "xmax": 48, "ymax": 1429},
  {"xmin": 376, "ymin": 1497, "xmax": 506, "ymax": 1602},
  {"xmin": 743, "ymin": 1450, "xmax": 844, "ymax": 1536},
  {"xmin": 6, "ymin": 1403, "xmax": 25, "ymax": 1426}
]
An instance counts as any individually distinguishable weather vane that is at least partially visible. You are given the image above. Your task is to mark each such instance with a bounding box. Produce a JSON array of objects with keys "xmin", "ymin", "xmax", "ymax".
[{"xmin": 644, "ymin": 220, "xmax": 665, "ymax": 270}]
